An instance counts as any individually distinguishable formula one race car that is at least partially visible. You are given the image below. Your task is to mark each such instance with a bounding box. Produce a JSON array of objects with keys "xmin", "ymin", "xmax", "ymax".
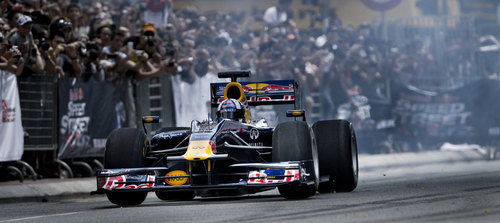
[{"xmin": 92, "ymin": 70, "xmax": 358, "ymax": 205}]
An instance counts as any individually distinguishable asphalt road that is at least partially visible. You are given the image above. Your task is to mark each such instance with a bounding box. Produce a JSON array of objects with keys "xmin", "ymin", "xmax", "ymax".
[{"xmin": 1, "ymin": 159, "xmax": 499, "ymax": 223}]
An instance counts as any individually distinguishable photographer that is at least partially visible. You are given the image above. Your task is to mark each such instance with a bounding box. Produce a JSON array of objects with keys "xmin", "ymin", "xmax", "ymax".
[
  {"xmin": 48, "ymin": 18, "xmax": 83, "ymax": 79},
  {"xmin": 101, "ymin": 29, "xmax": 128, "ymax": 82},
  {"xmin": 122, "ymin": 22, "xmax": 165, "ymax": 81},
  {"xmin": 32, "ymin": 23, "xmax": 64, "ymax": 80},
  {"xmin": 0, "ymin": 33, "xmax": 24, "ymax": 76},
  {"xmin": 161, "ymin": 41, "xmax": 177, "ymax": 75},
  {"xmin": 140, "ymin": 22, "xmax": 160, "ymax": 59},
  {"xmin": 8, "ymin": 15, "xmax": 43, "ymax": 76},
  {"xmin": 81, "ymin": 41, "xmax": 105, "ymax": 82}
]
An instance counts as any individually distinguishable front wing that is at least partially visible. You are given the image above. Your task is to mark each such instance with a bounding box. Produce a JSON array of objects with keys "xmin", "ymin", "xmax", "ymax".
[{"xmin": 91, "ymin": 161, "xmax": 315, "ymax": 194}]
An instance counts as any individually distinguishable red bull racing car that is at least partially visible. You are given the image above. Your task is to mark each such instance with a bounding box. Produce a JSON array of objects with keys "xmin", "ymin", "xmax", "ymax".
[{"xmin": 92, "ymin": 70, "xmax": 358, "ymax": 205}]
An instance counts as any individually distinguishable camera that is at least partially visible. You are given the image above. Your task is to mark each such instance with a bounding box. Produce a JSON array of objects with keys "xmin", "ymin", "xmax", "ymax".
[
  {"xmin": 77, "ymin": 41, "xmax": 100, "ymax": 60},
  {"xmin": 146, "ymin": 36, "xmax": 155, "ymax": 46},
  {"xmin": 40, "ymin": 38, "xmax": 50, "ymax": 51},
  {"xmin": 165, "ymin": 43, "xmax": 175, "ymax": 56},
  {"xmin": 88, "ymin": 49, "xmax": 100, "ymax": 60},
  {"xmin": 9, "ymin": 45, "xmax": 21, "ymax": 59},
  {"xmin": 78, "ymin": 44, "xmax": 87, "ymax": 57}
]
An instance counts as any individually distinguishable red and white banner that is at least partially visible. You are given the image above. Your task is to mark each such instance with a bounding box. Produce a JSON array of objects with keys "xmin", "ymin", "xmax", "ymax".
[{"xmin": 0, "ymin": 70, "xmax": 24, "ymax": 162}]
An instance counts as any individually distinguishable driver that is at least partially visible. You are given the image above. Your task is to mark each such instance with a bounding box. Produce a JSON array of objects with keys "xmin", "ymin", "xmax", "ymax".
[{"xmin": 217, "ymin": 98, "xmax": 245, "ymax": 122}]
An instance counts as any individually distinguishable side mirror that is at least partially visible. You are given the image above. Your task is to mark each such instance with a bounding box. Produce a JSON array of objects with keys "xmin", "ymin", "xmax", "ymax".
[
  {"xmin": 142, "ymin": 116, "xmax": 160, "ymax": 123},
  {"xmin": 286, "ymin": 110, "xmax": 306, "ymax": 121},
  {"xmin": 142, "ymin": 116, "xmax": 160, "ymax": 135}
]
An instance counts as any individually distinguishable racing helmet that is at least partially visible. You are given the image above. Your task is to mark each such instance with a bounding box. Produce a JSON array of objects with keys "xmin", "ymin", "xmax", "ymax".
[{"xmin": 217, "ymin": 98, "xmax": 245, "ymax": 122}]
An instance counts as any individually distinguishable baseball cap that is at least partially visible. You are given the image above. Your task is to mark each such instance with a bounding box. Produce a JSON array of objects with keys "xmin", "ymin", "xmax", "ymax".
[
  {"xmin": 141, "ymin": 22, "xmax": 156, "ymax": 35},
  {"xmin": 17, "ymin": 15, "xmax": 32, "ymax": 26}
]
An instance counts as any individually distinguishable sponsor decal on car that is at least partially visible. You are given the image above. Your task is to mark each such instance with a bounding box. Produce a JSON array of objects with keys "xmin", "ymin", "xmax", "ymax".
[
  {"xmin": 165, "ymin": 170, "xmax": 188, "ymax": 186},
  {"xmin": 247, "ymin": 169, "xmax": 300, "ymax": 184},
  {"xmin": 100, "ymin": 175, "xmax": 155, "ymax": 189},
  {"xmin": 249, "ymin": 128, "xmax": 259, "ymax": 140},
  {"xmin": 183, "ymin": 140, "xmax": 216, "ymax": 161}
]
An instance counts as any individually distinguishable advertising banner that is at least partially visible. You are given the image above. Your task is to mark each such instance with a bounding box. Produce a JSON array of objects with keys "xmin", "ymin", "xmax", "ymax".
[
  {"xmin": 392, "ymin": 79, "xmax": 500, "ymax": 144},
  {"xmin": 58, "ymin": 77, "xmax": 127, "ymax": 159},
  {"xmin": 0, "ymin": 70, "xmax": 24, "ymax": 162}
]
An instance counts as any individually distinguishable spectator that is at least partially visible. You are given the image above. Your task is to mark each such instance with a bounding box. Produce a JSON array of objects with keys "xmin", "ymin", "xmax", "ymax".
[
  {"xmin": 48, "ymin": 18, "xmax": 82, "ymax": 79},
  {"xmin": 96, "ymin": 24, "xmax": 114, "ymax": 49},
  {"xmin": 9, "ymin": 14, "xmax": 43, "ymax": 76},
  {"xmin": 65, "ymin": 3, "xmax": 88, "ymax": 39},
  {"xmin": 101, "ymin": 28, "xmax": 128, "ymax": 82},
  {"xmin": 263, "ymin": 0, "xmax": 292, "ymax": 28},
  {"xmin": 0, "ymin": 33, "xmax": 24, "ymax": 75}
]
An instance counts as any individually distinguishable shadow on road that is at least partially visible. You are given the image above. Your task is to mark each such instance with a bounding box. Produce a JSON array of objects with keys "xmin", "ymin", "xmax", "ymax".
[{"xmin": 92, "ymin": 193, "xmax": 285, "ymax": 210}]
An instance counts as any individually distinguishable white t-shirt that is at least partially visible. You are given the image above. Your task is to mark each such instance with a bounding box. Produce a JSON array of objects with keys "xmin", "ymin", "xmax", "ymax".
[
  {"xmin": 9, "ymin": 32, "xmax": 35, "ymax": 60},
  {"xmin": 263, "ymin": 6, "xmax": 287, "ymax": 26}
]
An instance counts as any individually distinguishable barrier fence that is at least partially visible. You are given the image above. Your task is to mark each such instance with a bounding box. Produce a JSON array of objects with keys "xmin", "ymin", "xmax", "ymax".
[
  {"xmin": 1, "ymin": 72, "xmax": 179, "ymax": 181},
  {"xmin": 19, "ymin": 74, "xmax": 58, "ymax": 151}
]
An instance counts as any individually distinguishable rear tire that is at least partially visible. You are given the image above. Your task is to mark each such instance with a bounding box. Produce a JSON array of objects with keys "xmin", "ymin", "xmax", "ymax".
[
  {"xmin": 313, "ymin": 120, "xmax": 358, "ymax": 193},
  {"xmin": 104, "ymin": 128, "xmax": 148, "ymax": 206},
  {"xmin": 273, "ymin": 121, "xmax": 317, "ymax": 199},
  {"xmin": 155, "ymin": 191, "xmax": 195, "ymax": 201}
]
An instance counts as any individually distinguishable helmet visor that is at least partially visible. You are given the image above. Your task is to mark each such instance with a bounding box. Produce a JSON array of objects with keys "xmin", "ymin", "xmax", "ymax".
[{"xmin": 219, "ymin": 109, "xmax": 237, "ymax": 120}]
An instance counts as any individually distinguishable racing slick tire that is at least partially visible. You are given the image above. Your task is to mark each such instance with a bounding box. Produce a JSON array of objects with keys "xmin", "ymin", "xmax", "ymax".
[
  {"xmin": 313, "ymin": 120, "xmax": 358, "ymax": 193},
  {"xmin": 104, "ymin": 128, "xmax": 148, "ymax": 206},
  {"xmin": 155, "ymin": 191, "xmax": 195, "ymax": 201},
  {"xmin": 273, "ymin": 121, "xmax": 317, "ymax": 199}
]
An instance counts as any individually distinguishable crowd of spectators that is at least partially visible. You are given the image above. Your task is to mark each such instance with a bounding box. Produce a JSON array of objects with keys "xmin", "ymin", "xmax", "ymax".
[{"xmin": 0, "ymin": 0, "xmax": 479, "ymax": 125}]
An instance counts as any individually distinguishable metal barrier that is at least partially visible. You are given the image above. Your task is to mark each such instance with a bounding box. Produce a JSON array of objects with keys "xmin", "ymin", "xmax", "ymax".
[
  {"xmin": 0, "ymin": 73, "xmax": 59, "ymax": 182},
  {"xmin": 18, "ymin": 73, "xmax": 58, "ymax": 151},
  {"xmin": 136, "ymin": 73, "xmax": 177, "ymax": 133}
]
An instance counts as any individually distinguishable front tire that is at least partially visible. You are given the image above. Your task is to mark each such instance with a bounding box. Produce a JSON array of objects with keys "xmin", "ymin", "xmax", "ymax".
[
  {"xmin": 104, "ymin": 128, "xmax": 148, "ymax": 205},
  {"xmin": 273, "ymin": 121, "xmax": 317, "ymax": 199},
  {"xmin": 313, "ymin": 120, "xmax": 358, "ymax": 193}
]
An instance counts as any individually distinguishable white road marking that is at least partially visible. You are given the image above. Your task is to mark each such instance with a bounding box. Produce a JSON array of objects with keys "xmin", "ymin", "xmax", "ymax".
[{"xmin": 0, "ymin": 212, "xmax": 80, "ymax": 222}]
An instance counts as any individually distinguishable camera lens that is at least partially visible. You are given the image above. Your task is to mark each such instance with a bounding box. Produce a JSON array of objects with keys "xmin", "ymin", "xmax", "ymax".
[
  {"xmin": 40, "ymin": 38, "xmax": 50, "ymax": 51},
  {"xmin": 89, "ymin": 49, "xmax": 99, "ymax": 60},
  {"xmin": 78, "ymin": 45, "xmax": 87, "ymax": 57},
  {"xmin": 147, "ymin": 36, "xmax": 155, "ymax": 46}
]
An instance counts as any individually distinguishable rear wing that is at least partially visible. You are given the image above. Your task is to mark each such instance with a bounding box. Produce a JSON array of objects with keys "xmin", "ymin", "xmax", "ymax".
[{"xmin": 210, "ymin": 80, "xmax": 298, "ymax": 107}]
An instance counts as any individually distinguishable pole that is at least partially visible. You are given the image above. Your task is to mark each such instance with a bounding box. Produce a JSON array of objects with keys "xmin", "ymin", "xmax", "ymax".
[{"xmin": 382, "ymin": 10, "xmax": 387, "ymax": 41}]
